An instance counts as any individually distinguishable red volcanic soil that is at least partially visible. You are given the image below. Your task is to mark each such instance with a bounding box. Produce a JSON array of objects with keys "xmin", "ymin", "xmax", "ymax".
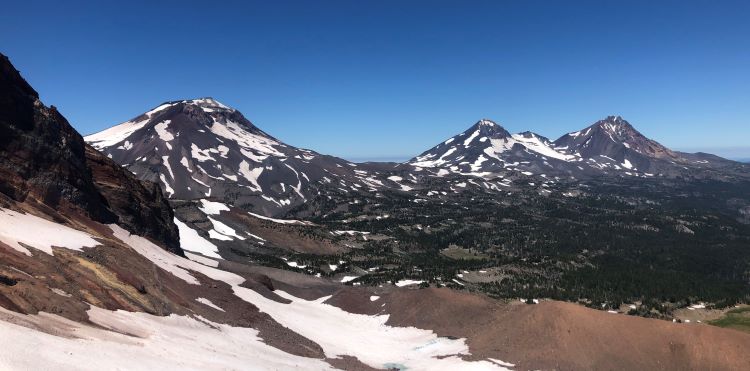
[{"xmin": 327, "ymin": 286, "xmax": 750, "ymax": 370}]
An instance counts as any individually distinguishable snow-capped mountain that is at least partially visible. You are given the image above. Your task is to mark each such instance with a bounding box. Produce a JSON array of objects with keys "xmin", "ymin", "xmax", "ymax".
[
  {"xmin": 555, "ymin": 116, "xmax": 676, "ymax": 160},
  {"xmin": 551, "ymin": 115, "xmax": 675, "ymax": 175},
  {"xmin": 86, "ymin": 98, "xmax": 390, "ymax": 216},
  {"xmin": 408, "ymin": 116, "xmax": 748, "ymax": 181},
  {"xmin": 409, "ymin": 119, "xmax": 586, "ymax": 179}
]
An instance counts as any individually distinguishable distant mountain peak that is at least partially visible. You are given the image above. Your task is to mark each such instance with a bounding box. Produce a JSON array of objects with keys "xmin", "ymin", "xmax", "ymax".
[
  {"xmin": 552, "ymin": 115, "xmax": 681, "ymax": 169},
  {"xmin": 605, "ymin": 115, "xmax": 624, "ymax": 122},
  {"xmin": 478, "ymin": 119, "xmax": 497, "ymax": 127},
  {"xmin": 466, "ymin": 119, "xmax": 511, "ymax": 138},
  {"xmin": 595, "ymin": 115, "xmax": 637, "ymax": 135},
  {"xmin": 180, "ymin": 97, "xmax": 233, "ymax": 110}
]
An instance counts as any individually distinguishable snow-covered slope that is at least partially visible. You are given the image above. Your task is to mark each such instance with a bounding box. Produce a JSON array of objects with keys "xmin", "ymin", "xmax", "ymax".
[{"xmin": 86, "ymin": 98, "xmax": 392, "ymax": 216}]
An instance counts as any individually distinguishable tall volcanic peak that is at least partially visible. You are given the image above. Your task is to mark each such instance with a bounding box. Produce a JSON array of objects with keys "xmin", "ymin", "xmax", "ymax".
[
  {"xmin": 409, "ymin": 118, "xmax": 580, "ymax": 176},
  {"xmin": 554, "ymin": 115, "xmax": 677, "ymax": 160},
  {"xmin": 471, "ymin": 118, "xmax": 513, "ymax": 138},
  {"xmin": 85, "ymin": 98, "xmax": 387, "ymax": 216},
  {"xmin": 86, "ymin": 97, "xmax": 275, "ymax": 151}
]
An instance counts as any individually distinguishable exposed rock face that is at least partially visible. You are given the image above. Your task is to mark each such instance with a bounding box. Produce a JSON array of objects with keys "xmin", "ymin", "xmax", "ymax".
[
  {"xmin": 85, "ymin": 146, "xmax": 181, "ymax": 254},
  {"xmin": 0, "ymin": 53, "xmax": 181, "ymax": 254},
  {"xmin": 0, "ymin": 54, "xmax": 113, "ymax": 221}
]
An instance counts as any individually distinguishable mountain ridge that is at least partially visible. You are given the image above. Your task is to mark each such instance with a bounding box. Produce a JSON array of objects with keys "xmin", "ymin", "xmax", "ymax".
[
  {"xmin": 408, "ymin": 115, "xmax": 748, "ymax": 181},
  {"xmin": 87, "ymin": 97, "xmax": 750, "ymax": 218}
]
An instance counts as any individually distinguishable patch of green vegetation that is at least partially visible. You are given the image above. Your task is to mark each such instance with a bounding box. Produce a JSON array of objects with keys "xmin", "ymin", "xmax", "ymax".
[
  {"xmin": 440, "ymin": 246, "xmax": 489, "ymax": 260},
  {"xmin": 726, "ymin": 306, "xmax": 750, "ymax": 315},
  {"xmin": 709, "ymin": 306, "xmax": 750, "ymax": 333}
]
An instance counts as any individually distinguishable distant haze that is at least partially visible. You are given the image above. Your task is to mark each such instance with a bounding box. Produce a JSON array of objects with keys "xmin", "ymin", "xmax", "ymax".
[{"xmin": 676, "ymin": 146, "xmax": 750, "ymax": 161}]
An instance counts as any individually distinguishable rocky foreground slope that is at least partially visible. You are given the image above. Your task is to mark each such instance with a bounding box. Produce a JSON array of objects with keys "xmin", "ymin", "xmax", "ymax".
[{"xmin": 2, "ymin": 53, "xmax": 750, "ymax": 370}]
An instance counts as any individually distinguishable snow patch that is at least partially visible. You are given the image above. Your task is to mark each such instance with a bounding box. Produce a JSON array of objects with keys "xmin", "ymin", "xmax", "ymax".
[
  {"xmin": 198, "ymin": 200, "xmax": 230, "ymax": 215},
  {"xmin": 195, "ymin": 297, "xmax": 225, "ymax": 312},
  {"xmin": 0, "ymin": 209, "xmax": 100, "ymax": 256},
  {"xmin": 395, "ymin": 279, "xmax": 424, "ymax": 287},
  {"xmin": 154, "ymin": 120, "xmax": 174, "ymax": 142},
  {"xmin": 174, "ymin": 218, "xmax": 221, "ymax": 259}
]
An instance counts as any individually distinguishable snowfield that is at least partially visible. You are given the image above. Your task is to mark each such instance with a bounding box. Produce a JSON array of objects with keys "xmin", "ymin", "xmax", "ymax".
[
  {"xmin": 0, "ymin": 306, "xmax": 334, "ymax": 371},
  {"xmin": 113, "ymin": 223, "xmax": 512, "ymax": 370},
  {"xmin": 0, "ymin": 220, "xmax": 514, "ymax": 370},
  {"xmin": 174, "ymin": 218, "xmax": 222, "ymax": 259},
  {"xmin": 0, "ymin": 208, "xmax": 100, "ymax": 256},
  {"xmin": 233, "ymin": 288, "xmax": 510, "ymax": 371}
]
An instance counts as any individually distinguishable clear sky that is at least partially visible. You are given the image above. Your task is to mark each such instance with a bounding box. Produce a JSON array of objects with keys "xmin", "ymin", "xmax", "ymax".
[{"xmin": 1, "ymin": 0, "xmax": 748, "ymax": 161}]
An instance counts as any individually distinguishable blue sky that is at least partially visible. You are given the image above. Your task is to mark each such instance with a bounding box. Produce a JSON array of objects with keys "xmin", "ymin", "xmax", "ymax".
[{"xmin": 1, "ymin": 0, "xmax": 748, "ymax": 161}]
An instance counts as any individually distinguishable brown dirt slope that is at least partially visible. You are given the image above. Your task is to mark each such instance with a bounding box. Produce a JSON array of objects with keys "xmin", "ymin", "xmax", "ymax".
[{"xmin": 381, "ymin": 288, "xmax": 750, "ymax": 371}]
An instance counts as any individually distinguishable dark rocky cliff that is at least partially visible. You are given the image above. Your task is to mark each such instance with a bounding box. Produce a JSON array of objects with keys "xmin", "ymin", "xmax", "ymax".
[{"xmin": 0, "ymin": 53, "xmax": 181, "ymax": 255}]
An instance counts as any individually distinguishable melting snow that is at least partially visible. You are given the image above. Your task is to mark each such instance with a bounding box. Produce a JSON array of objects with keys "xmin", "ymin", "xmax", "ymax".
[
  {"xmin": 247, "ymin": 212, "xmax": 313, "ymax": 226},
  {"xmin": 184, "ymin": 252, "xmax": 219, "ymax": 267},
  {"xmin": 207, "ymin": 217, "xmax": 246, "ymax": 241},
  {"xmin": 0, "ymin": 209, "xmax": 100, "ymax": 256},
  {"xmin": 232, "ymin": 288, "xmax": 509, "ymax": 370},
  {"xmin": 85, "ymin": 116, "xmax": 152, "ymax": 149},
  {"xmin": 195, "ymin": 297, "xmax": 225, "ymax": 312},
  {"xmin": 463, "ymin": 130, "xmax": 480, "ymax": 146},
  {"xmin": 174, "ymin": 218, "xmax": 221, "ymax": 259},
  {"xmin": 0, "ymin": 305, "xmax": 333, "ymax": 370},
  {"xmin": 198, "ymin": 200, "xmax": 230, "ymax": 215},
  {"xmin": 159, "ymin": 174, "xmax": 174, "ymax": 197},
  {"xmin": 238, "ymin": 161, "xmax": 263, "ymax": 192},
  {"xmin": 395, "ymin": 279, "xmax": 424, "ymax": 287},
  {"xmin": 190, "ymin": 144, "xmax": 215, "ymax": 162},
  {"xmin": 512, "ymin": 133, "xmax": 576, "ymax": 161},
  {"xmin": 109, "ymin": 225, "xmax": 243, "ymax": 286},
  {"xmin": 154, "ymin": 120, "xmax": 174, "ymax": 142},
  {"xmin": 209, "ymin": 119, "xmax": 285, "ymax": 157},
  {"xmin": 103, "ymin": 222, "xmax": 514, "ymax": 370}
]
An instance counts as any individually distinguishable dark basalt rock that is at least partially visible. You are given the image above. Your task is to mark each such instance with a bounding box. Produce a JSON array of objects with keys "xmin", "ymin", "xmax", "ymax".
[
  {"xmin": 0, "ymin": 55, "xmax": 115, "ymax": 221},
  {"xmin": 0, "ymin": 53, "xmax": 182, "ymax": 255},
  {"xmin": 85, "ymin": 146, "xmax": 182, "ymax": 255}
]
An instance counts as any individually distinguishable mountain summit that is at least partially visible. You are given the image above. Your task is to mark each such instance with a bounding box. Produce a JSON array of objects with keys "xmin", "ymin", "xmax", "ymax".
[
  {"xmin": 409, "ymin": 118, "xmax": 580, "ymax": 177},
  {"xmin": 554, "ymin": 115, "xmax": 677, "ymax": 164},
  {"xmin": 85, "ymin": 98, "xmax": 385, "ymax": 216}
]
